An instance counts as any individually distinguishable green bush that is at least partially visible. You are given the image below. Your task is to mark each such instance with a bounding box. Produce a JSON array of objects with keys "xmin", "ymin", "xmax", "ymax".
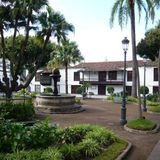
[
  {"xmin": 0, "ymin": 122, "xmax": 123, "ymax": 160},
  {"xmin": 41, "ymin": 147, "xmax": 63, "ymax": 160},
  {"xmin": 60, "ymin": 124, "xmax": 93, "ymax": 144},
  {"xmin": 75, "ymin": 97, "xmax": 81, "ymax": 104},
  {"xmin": 60, "ymin": 144, "xmax": 80, "ymax": 160},
  {"xmin": 30, "ymin": 92, "xmax": 38, "ymax": 98},
  {"xmin": 0, "ymin": 121, "xmax": 27, "ymax": 153},
  {"xmin": 147, "ymin": 93, "xmax": 160, "ymax": 102},
  {"xmin": 107, "ymin": 87, "xmax": 114, "ymax": 96},
  {"xmin": 0, "ymin": 148, "xmax": 63, "ymax": 160},
  {"xmin": 27, "ymin": 120, "xmax": 59, "ymax": 149},
  {"xmin": 85, "ymin": 128, "xmax": 117, "ymax": 147},
  {"xmin": 44, "ymin": 87, "xmax": 53, "ymax": 93},
  {"xmin": 147, "ymin": 101, "xmax": 159, "ymax": 106},
  {"xmin": 15, "ymin": 89, "xmax": 30, "ymax": 97},
  {"xmin": 127, "ymin": 96, "xmax": 138, "ymax": 103},
  {"xmin": 140, "ymin": 86, "xmax": 149, "ymax": 95},
  {"xmin": 106, "ymin": 96, "xmax": 113, "ymax": 101},
  {"xmin": 79, "ymin": 139, "xmax": 101, "ymax": 158},
  {"xmin": 0, "ymin": 103, "xmax": 35, "ymax": 121}
]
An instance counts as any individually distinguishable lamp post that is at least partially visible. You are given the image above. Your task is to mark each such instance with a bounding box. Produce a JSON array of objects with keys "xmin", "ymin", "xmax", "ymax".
[
  {"xmin": 120, "ymin": 37, "xmax": 129, "ymax": 126},
  {"xmin": 143, "ymin": 55, "xmax": 147, "ymax": 112}
]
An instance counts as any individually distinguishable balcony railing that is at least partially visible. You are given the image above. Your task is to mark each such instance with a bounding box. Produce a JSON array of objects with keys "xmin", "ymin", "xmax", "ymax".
[{"xmin": 80, "ymin": 78, "xmax": 123, "ymax": 85}]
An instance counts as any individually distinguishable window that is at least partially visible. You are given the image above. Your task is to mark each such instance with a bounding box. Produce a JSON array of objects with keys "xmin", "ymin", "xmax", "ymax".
[
  {"xmin": 127, "ymin": 71, "xmax": 132, "ymax": 81},
  {"xmin": 35, "ymin": 72, "xmax": 41, "ymax": 81},
  {"xmin": 35, "ymin": 85, "xmax": 41, "ymax": 93},
  {"xmin": 108, "ymin": 71, "xmax": 117, "ymax": 80},
  {"xmin": 154, "ymin": 68, "xmax": 158, "ymax": 81},
  {"xmin": 153, "ymin": 86, "xmax": 158, "ymax": 94},
  {"xmin": 74, "ymin": 72, "xmax": 80, "ymax": 81},
  {"xmin": 98, "ymin": 72, "xmax": 106, "ymax": 81}
]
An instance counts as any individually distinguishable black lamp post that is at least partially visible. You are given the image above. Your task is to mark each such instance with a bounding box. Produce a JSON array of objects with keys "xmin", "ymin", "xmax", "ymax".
[
  {"xmin": 120, "ymin": 37, "xmax": 129, "ymax": 126},
  {"xmin": 143, "ymin": 55, "xmax": 147, "ymax": 112}
]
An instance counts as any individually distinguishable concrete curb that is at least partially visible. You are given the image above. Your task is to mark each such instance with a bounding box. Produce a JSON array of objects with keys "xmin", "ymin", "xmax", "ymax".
[
  {"xmin": 147, "ymin": 140, "xmax": 160, "ymax": 160},
  {"xmin": 124, "ymin": 124, "xmax": 160, "ymax": 134},
  {"xmin": 116, "ymin": 141, "xmax": 132, "ymax": 160}
]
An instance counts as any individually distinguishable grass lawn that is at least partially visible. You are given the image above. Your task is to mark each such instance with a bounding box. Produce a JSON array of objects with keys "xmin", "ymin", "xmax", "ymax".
[
  {"xmin": 127, "ymin": 119, "xmax": 156, "ymax": 131},
  {"xmin": 94, "ymin": 139, "xmax": 128, "ymax": 160}
]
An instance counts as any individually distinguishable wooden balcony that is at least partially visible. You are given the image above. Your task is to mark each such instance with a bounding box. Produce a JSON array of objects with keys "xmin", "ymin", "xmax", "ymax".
[{"xmin": 79, "ymin": 79, "xmax": 123, "ymax": 85}]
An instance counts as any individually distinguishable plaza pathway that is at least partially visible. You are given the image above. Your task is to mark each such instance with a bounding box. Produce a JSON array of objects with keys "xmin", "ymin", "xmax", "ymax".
[{"xmin": 37, "ymin": 99, "xmax": 160, "ymax": 160}]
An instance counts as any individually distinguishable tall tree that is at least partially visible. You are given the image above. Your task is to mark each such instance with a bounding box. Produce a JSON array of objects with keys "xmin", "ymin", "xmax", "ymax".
[
  {"xmin": 48, "ymin": 39, "xmax": 84, "ymax": 94},
  {"xmin": 137, "ymin": 26, "xmax": 160, "ymax": 94},
  {"xmin": 110, "ymin": 0, "xmax": 153, "ymax": 119},
  {"xmin": 0, "ymin": 1, "xmax": 74, "ymax": 98}
]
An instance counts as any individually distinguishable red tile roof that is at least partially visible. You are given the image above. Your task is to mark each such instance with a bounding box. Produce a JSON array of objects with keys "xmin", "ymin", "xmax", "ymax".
[{"xmin": 72, "ymin": 60, "xmax": 157, "ymax": 71}]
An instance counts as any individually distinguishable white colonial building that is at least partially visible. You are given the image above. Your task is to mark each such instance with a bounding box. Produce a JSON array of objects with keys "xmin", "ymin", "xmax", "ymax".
[{"xmin": 30, "ymin": 60, "xmax": 159, "ymax": 96}]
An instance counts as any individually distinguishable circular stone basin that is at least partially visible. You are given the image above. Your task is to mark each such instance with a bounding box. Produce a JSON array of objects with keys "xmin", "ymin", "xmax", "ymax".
[{"xmin": 35, "ymin": 94, "xmax": 84, "ymax": 114}]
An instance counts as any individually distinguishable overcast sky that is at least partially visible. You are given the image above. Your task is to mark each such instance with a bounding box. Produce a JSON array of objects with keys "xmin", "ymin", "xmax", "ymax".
[{"xmin": 49, "ymin": 0, "xmax": 159, "ymax": 62}]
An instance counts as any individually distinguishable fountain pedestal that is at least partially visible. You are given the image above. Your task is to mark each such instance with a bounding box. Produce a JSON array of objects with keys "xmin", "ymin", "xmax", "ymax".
[{"xmin": 36, "ymin": 68, "xmax": 84, "ymax": 113}]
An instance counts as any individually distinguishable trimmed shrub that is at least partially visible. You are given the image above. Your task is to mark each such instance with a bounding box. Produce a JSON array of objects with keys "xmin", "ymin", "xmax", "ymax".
[
  {"xmin": 140, "ymin": 86, "xmax": 149, "ymax": 95},
  {"xmin": 0, "ymin": 103, "xmax": 35, "ymax": 121},
  {"xmin": 107, "ymin": 87, "xmax": 114, "ymax": 96}
]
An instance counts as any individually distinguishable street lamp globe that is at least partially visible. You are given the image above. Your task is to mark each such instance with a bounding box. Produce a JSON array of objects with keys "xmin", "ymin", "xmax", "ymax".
[{"xmin": 122, "ymin": 37, "xmax": 129, "ymax": 52}]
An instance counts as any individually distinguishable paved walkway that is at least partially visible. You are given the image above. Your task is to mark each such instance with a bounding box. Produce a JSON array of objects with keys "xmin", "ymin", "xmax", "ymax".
[{"xmin": 37, "ymin": 99, "xmax": 160, "ymax": 160}]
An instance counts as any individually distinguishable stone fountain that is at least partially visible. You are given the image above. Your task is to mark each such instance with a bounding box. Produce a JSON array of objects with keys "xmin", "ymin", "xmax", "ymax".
[{"xmin": 36, "ymin": 68, "xmax": 84, "ymax": 114}]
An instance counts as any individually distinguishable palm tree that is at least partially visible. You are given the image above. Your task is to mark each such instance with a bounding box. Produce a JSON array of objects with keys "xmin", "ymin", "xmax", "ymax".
[
  {"xmin": 110, "ymin": 0, "xmax": 153, "ymax": 119},
  {"xmin": 48, "ymin": 39, "xmax": 84, "ymax": 94},
  {"xmin": 38, "ymin": 6, "xmax": 74, "ymax": 67}
]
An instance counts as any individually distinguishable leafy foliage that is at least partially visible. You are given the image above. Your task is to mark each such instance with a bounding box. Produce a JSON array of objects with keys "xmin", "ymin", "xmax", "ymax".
[
  {"xmin": 147, "ymin": 93, "xmax": 160, "ymax": 102},
  {"xmin": 0, "ymin": 103, "xmax": 35, "ymax": 121},
  {"xmin": 60, "ymin": 144, "xmax": 80, "ymax": 160},
  {"xmin": 140, "ymin": 86, "xmax": 149, "ymax": 95},
  {"xmin": 78, "ymin": 139, "xmax": 101, "ymax": 158},
  {"xmin": 0, "ymin": 122, "xmax": 27, "ymax": 153},
  {"xmin": 0, "ymin": 122, "xmax": 123, "ymax": 159},
  {"xmin": 107, "ymin": 87, "xmax": 114, "ymax": 96},
  {"xmin": 26, "ymin": 120, "xmax": 59, "ymax": 149},
  {"xmin": 44, "ymin": 87, "xmax": 53, "ymax": 93}
]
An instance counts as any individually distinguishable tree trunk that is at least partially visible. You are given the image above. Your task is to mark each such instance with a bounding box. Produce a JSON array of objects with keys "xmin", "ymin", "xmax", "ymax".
[
  {"xmin": 130, "ymin": 0, "xmax": 142, "ymax": 118},
  {"xmin": 158, "ymin": 50, "xmax": 160, "ymax": 96},
  {"xmin": 130, "ymin": 0, "xmax": 137, "ymax": 98},
  {"xmin": 65, "ymin": 63, "xmax": 68, "ymax": 94}
]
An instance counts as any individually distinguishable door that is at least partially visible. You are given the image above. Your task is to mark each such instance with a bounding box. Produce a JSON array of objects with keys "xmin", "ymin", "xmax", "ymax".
[{"xmin": 98, "ymin": 85, "xmax": 106, "ymax": 95}]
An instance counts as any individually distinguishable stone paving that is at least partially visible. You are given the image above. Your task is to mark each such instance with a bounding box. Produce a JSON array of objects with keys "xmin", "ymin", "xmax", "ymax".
[{"xmin": 37, "ymin": 99, "xmax": 160, "ymax": 160}]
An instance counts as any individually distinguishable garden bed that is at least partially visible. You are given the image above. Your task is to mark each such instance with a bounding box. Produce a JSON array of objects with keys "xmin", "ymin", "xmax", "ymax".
[{"xmin": 0, "ymin": 121, "xmax": 129, "ymax": 160}]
